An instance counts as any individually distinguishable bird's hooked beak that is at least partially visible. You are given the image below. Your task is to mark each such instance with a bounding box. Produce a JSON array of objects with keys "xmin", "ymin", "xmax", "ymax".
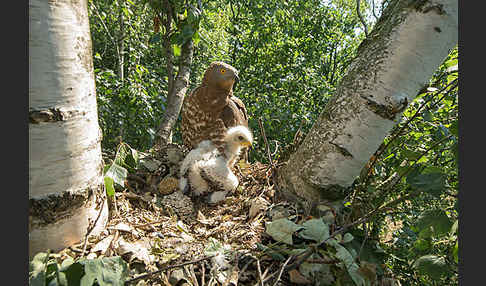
[{"xmin": 241, "ymin": 140, "xmax": 252, "ymax": 147}]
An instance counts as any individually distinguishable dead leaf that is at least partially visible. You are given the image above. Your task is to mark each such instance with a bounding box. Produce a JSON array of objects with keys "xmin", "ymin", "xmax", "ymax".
[
  {"xmin": 91, "ymin": 235, "xmax": 114, "ymax": 254},
  {"xmin": 249, "ymin": 197, "xmax": 269, "ymax": 220},
  {"xmin": 116, "ymin": 238, "xmax": 154, "ymax": 265},
  {"xmin": 109, "ymin": 222, "xmax": 133, "ymax": 233},
  {"xmin": 197, "ymin": 211, "xmax": 212, "ymax": 225},
  {"xmin": 289, "ymin": 269, "xmax": 312, "ymax": 284}
]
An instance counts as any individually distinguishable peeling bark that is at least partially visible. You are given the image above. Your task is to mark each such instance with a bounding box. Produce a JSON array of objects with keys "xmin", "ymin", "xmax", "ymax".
[
  {"xmin": 277, "ymin": 0, "xmax": 458, "ymax": 203},
  {"xmin": 29, "ymin": 0, "xmax": 107, "ymax": 258}
]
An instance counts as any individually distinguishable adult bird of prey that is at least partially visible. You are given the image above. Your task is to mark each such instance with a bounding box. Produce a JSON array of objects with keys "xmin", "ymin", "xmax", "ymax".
[
  {"xmin": 179, "ymin": 126, "xmax": 253, "ymax": 204},
  {"xmin": 181, "ymin": 61, "xmax": 249, "ymax": 158}
]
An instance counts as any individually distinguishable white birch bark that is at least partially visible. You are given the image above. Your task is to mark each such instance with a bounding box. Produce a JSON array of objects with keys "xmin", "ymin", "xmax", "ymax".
[
  {"xmin": 277, "ymin": 0, "xmax": 458, "ymax": 202},
  {"xmin": 29, "ymin": 0, "xmax": 108, "ymax": 258}
]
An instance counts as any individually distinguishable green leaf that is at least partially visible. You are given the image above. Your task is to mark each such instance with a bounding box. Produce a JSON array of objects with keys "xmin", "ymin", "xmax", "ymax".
[
  {"xmin": 60, "ymin": 259, "xmax": 84, "ymax": 286},
  {"xmin": 407, "ymin": 171, "xmax": 446, "ymax": 197},
  {"xmin": 104, "ymin": 163, "xmax": 127, "ymax": 187},
  {"xmin": 265, "ymin": 218, "xmax": 303, "ymax": 245},
  {"xmin": 402, "ymin": 149, "xmax": 421, "ymax": 160},
  {"xmin": 422, "ymin": 110, "xmax": 433, "ymax": 122},
  {"xmin": 342, "ymin": 233, "xmax": 354, "ymax": 243},
  {"xmin": 328, "ymin": 239, "xmax": 366, "ymax": 286},
  {"xmin": 449, "ymin": 120, "xmax": 458, "ymax": 137},
  {"xmin": 172, "ymin": 44, "xmax": 181, "ymax": 57},
  {"xmin": 413, "ymin": 255, "xmax": 449, "ymax": 280},
  {"xmin": 453, "ymin": 240, "xmax": 458, "ymax": 263},
  {"xmin": 29, "ymin": 252, "xmax": 49, "ymax": 286},
  {"xmin": 415, "ymin": 209, "xmax": 452, "ymax": 238},
  {"xmin": 256, "ymin": 243, "xmax": 286, "ymax": 261},
  {"xmin": 78, "ymin": 257, "xmax": 129, "ymax": 286},
  {"xmin": 149, "ymin": 33, "xmax": 161, "ymax": 44},
  {"xmin": 104, "ymin": 176, "xmax": 115, "ymax": 197},
  {"xmin": 180, "ymin": 24, "xmax": 195, "ymax": 43},
  {"xmin": 412, "ymin": 238, "xmax": 431, "ymax": 254},
  {"xmin": 450, "ymin": 220, "xmax": 458, "ymax": 235},
  {"xmin": 114, "ymin": 143, "xmax": 129, "ymax": 166},
  {"xmin": 300, "ymin": 218, "xmax": 329, "ymax": 243}
]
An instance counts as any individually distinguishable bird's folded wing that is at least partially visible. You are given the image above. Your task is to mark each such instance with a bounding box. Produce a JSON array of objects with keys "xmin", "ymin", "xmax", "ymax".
[{"xmin": 230, "ymin": 96, "xmax": 248, "ymax": 122}]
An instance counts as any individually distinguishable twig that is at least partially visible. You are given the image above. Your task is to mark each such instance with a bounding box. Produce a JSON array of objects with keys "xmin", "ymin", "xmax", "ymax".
[
  {"xmin": 256, "ymin": 258, "xmax": 264, "ymax": 286},
  {"xmin": 271, "ymin": 140, "xmax": 280, "ymax": 157},
  {"xmin": 125, "ymin": 255, "xmax": 216, "ymax": 284},
  {"xmin": 302, "ymin": 258, "xmax": 340, "ymax": 264},
  {"xmin": 356, "ymin": 0, "xmax": 369, "ymax": 37},
  {"xmin": 237, "ymin": 255, "xmax": 255, "ymax": 282},
  {"xmin": 284, "ymin": 191, "xmax": 417, "ymax": 271},
  {"xmin": 81, "ymin": 194, "xmax": 106, "ymax": 257},
  {"xmin": 258, "ymin": 118, "xmax": 274, "ymax": 166},
  {"xmin": 132, "ymin": 218, "xmax": 167, "ymax": 229},
  {"xmin": 388, "ymin": 134, "xmax": 453, "ymax": 191},
  {"xmin": 261, "ymin": 263, "xmax": 273, "ymax": 280},
  {"xmin": 358, "ymin": 222, "xmax": 368, "ymax": 261},
  {"xmin": 112, "ymin": 189, "xmax": 118, "ymax": 216},
  {"xmin": 272, "ymin": 256, "xmax": 292, "ymax": 286},
  {"xmin": 201, "ymin": 260, "xmax": 206, "ymax": 286},
  {"xmin": 89, "ymin": 1, "xmax": 120, "ymax": 58}
]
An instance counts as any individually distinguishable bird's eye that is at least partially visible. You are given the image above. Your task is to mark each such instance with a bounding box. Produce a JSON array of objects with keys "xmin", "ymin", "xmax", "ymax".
[
  {"xmin": 220, "ymin": 68, "xmax": 226, "ymax": 74},
  {"xmin": 238, "ymin": 136, "xmax": 244, "ymax": 141}
]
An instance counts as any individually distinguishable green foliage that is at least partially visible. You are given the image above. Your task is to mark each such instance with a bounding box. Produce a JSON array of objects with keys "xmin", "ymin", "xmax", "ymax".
[
  {"xmin": 88, "ymin": 0, "xmax": 458, "ymax": 284},
  {"xmin": 29, "ymin": 252, "xmax": 129, "ymax": 286},
  {"xmin": 261, "ymin": 216, "xmax": 382, "ymax": 285},
  {"xmin": 300, "ymin": 218, "xmax": 331, "ymax": 243},
  {"xmin": 413, "ymin": 255, "xmax": 449, "ymax": 281},
  {"xmin": 265, "ymin": 218, "xmax": 303, "ymax": 245},
  {"xmin": 224, "ymin": 0, "xmax": 365, "ymax": 161},
  {"xmin": 91, "ymin": 0, "xmax": 365, "ymax": 159},
  {"xmin": 103, "ymin": 142, "xmax": 139, "ymax": 197},
  {"xmin": 352, "ymin": 47, "xmax": 459, "ymax": 285}
]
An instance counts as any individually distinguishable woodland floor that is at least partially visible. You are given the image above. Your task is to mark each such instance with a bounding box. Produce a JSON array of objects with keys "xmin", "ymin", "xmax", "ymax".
[{"xmin": 54, "ymin": 151, "xmax": 311, "ymax": 286}]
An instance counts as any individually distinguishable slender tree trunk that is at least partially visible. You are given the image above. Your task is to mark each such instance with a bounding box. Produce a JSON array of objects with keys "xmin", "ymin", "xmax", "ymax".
[
  {"xmin": 29, "ymin": 0, "xmax": 108, "ymax": 258},
  {"xmin": 277, "ymin": 0, "xmax": 458, "ymax": 204},
  {"xmin": 118, "ymin": 0, "xmax": 125, "ymax": 82},
  {"xmin": 155, "ymin": 39, "xmax": 194, "ymax": 147}
]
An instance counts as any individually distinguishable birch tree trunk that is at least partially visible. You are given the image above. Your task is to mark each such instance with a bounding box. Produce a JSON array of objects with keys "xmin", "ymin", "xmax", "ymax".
[
  {"xmin": 29, "ymin": 0, "xmax": 108, "ymax": 258},
  {"xmin": 277, "ymin": 0, "xmax": 458, "ymax": 205}
]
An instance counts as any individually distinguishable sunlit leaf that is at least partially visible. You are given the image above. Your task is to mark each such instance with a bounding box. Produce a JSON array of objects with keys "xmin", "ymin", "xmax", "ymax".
[
  {"xmin": 413, "ymin": 255, "xmax": 449, "ymax": 280},
  {"xmin": 265, "ymin": 218, "xmax": 303, "ymax": 245},
  {"xmin": 104, "ymin": 163, "xmax": 127, "ymax": 187},
  {"xmin": 300, "ymin": 218, "xmax": 329, "ymax": 243},
  {"xmin": 172, "ymin": 44, "xmax": 181, "ymax": 57},
  {"xmin": 407, "ymin": 171, "xmax": 446, "ymax": 197},
  {"xmin": 415, "ymin": 209, "xmax": 452, "ymax": 238}
]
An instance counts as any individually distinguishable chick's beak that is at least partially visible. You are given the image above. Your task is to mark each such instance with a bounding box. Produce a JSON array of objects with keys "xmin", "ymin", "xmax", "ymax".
[{"xmin": 241, "ymin": 141, "xmax": 252, "ymax": 147}]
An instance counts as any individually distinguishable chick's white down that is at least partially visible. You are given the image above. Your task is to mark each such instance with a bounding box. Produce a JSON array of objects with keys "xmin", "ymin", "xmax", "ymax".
[{"xmin": 179, "ymin": 126, "xmax": 253, "ymax": 203}]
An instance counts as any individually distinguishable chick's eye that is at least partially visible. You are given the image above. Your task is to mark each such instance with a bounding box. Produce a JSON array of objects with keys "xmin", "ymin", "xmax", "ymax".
[
  {"xmin": 220, "ymin": 68, "xmax": 226, "ymax": 74},
  {"xmin": 238, "ymin": 136, "xmax": 244, "ymax": 141}
]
